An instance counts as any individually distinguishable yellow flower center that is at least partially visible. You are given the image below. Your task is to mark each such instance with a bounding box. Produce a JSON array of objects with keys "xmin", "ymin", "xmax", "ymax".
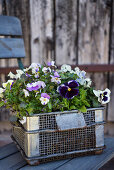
[
  {"xmin": 68, "ymin": 87, "xmax": 71, "ymax": 91},
  {"xmin": 44, "ymin": 98, "xmax": 47, "ymax": 101},
  {"xmin": 55, "ymin": 77, "xmax": 58, "ymax": 80}
]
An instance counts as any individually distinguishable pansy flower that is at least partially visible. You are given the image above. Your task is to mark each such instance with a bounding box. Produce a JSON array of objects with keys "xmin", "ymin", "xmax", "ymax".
[
  {"xmin": 74, "ymin": 67, "xmax": 86, "ymax": 79},
  {"xmin": 29, "ymin": 63, "xmax": 41, "ymax": 74},
  {"xmin": 27, "ymin": 81, "xmax": 46, "ymax": 91},
  {"xmin": 40, "ymin": 93, "xmax": 50, "ymax": 105},
  {"xmin": 61, "ymin": 64, "xmax": 71, "ymax": 72},
  {"xmin": 8, "ymin": 72, "xmax": 16, "ymax": 79},
  {"xmin": 23, "ymin": 89, "xmax": 29, "ymax": 97},
  {"xmin": 58, "ymin": 80, "xmax": 79, "ymax": 99},
  {"xmin": 47, "ymin": 61, "xmax": 56, "ymax": 67},
  {"xmin": 3, "ymin": 80, "xmax": 14, "ymax": 90},
  {"xmin": 51, "ymin": 72, "xmax": 61, "ymax": 84},
  {"xmin": 42, "ymin": 67, "xmax": 51, "ymax": 73},
  {"xmin": 0, "ymin": 88, "xmax": 5, "ymax": 98},
  {"xmin": 93, "ymin": 88, "xmax": 111, "ymax": 104},
  {"xmin": 77, "ymin": 77, "xmax": 92, "ymax": 88}
]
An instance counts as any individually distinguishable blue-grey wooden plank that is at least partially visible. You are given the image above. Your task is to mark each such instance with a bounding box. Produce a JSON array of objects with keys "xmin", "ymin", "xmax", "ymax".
[
  {"xmin": 1, "ymin": 138, "xmax": 114, "ymax": 170},
  {"xmin": 0, "ymin": 142, "xmax": 18, "ymax": 160},
  {"xmin": 20, "ymin": 138, "xmax": 114, "ymax": 170},
  {"xmin": 56, "ymin": 138, "xmax": 114, "ymax": 170},
  {"xmin": 0, "ymin": 38, "xmax": 25, "ymax": 58},
  {"xmin": 0, "ymin": 15, "xmax": 22, "ymax": 36},
  {"xmin": 20, "ymin": 159, "xmax": 70, "ymax": 170},
  {"xmin": 0, "ymin": 152, "xmax": 27, "ymax": 170}
]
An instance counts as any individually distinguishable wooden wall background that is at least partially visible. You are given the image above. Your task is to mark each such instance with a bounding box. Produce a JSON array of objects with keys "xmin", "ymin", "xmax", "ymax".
[{"xmin": 0, "ymin": 0, "xmax": 114, "ymax": 124}]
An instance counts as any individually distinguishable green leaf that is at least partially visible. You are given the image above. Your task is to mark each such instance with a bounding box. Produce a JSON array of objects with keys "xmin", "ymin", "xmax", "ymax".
[
  {"xmin": 48, "ymin": 102, "xmax": 52, "ymax": 110},
  {"xmin": 26, "ymin": 107, "xmax": 34, "ymax": 114},
  {"xmin": 0, "ymin": 101, "xmax": 4, "ymax": 107},
  {"xmin": 70, "ymin": 105, "xmax": 76, "ymax": 110},
  {"xmin": 79, "ymin": 105, "xmax": 87, "ymax": 113}
]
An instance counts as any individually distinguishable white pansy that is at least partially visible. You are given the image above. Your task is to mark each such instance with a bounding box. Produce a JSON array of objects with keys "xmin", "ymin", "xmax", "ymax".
[
  {"xmin": 76, "ymin": 77, "xmax": 91, "ymax": 87},
  {"xmin": 16, "ymin": 70, "xmax": 24, "ymax": 75},
  {"xmin": 34, "ymin": 72, "xmax": 39, "ymax": 78},
  {"xmin": 93, "ymin": 90, "xmax": 102, "ymax": 97},
  {"xmin": 30, "ymin": 63, "xmax": 41, "ymax": 68},
  {"xmin": 74, "ymin": 67, "xmax": 80, "ymax": 73},
  {"xmin": 3, "ymin": 80, "xmax": 14, "ymax": 88},
  {"xmin": 15, "ymin": 70, "xmax": 24, "ymax": 79},
  {"xmin": 24, "ymin": 67, "xmax": 30, "ymax": 72},
  {"xmin": 51, "ymin": 77, "xmax": 61, "ymax": 84},
  {"xmin": 83, "ymin": 78, "xmax": 92, "ymax": 87},
  {"xmin": 8, "ymin": 72, "xmax": 16, "ymax": 79},
  {"xmin": 70, "ymin": 70, "xmax": 75, "ymax": 74},
  {"xmin": 42, "ymin": 67, "xmax": 51, "ymax": 73},
  {"xmin": 29, "ymin": 63, "xmax": 41, "ymax": 74},
  {"xmin": 76, "ymin": 78, "xmax": 85, "ymax": 85},
  {"xmin": 51, "ymin": 61, "xmax": 55, "ymax": 67},
  {"xmin": 77, "ymin": 70, "xmax": 86, "ymax": 79},
  {"xmin": 23, "ymin": 89, "xmax": 29, "ymax": 97},
  {"xmin": 74, "ymin": 67, "xmax": 86, "ymax": 78},
  {"xmin": 93, "ymin": 88, "xmax": 111, "ymax": 104},
  {"xmin": 40, "ymin": 97, "xmax": 49, "ymax": 105},
  {"xmin": 61, "ymin": 64, "xmax": 71, "ymax": 72},
  {"xmin": 0, "ymin": 88, "xmax": 5, "ymax": 98}
]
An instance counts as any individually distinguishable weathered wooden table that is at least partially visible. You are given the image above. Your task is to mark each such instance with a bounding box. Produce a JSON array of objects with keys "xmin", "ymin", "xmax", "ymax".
[{"xmin": 0, "ymin": 138, "xmax": 114, "ymax": 170}]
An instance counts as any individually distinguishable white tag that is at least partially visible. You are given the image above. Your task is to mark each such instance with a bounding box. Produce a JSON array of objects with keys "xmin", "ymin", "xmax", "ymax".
[
  {"xmin": 56, "ymin": 113, "xmax": 86, "ymax": 130},
  {"xmin": 95, "ymin": 110, "xmax": 103, "ymax": 122}
]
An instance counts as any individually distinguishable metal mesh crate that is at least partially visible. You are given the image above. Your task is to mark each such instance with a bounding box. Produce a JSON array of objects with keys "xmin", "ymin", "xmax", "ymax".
[{"xmin": 11, "ymin": 107, "xmax": 105, "ymax": 165}]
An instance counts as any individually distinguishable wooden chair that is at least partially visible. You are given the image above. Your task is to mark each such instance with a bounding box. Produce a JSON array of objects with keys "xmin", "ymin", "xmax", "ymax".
[{"xmin": 0, "ymin": 15, "xmax": 25, "ymax": 69}]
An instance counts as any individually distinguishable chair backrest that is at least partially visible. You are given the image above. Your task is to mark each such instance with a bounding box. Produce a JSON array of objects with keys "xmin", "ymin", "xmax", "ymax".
[{"xmin": 0, "ymin": 15, "xmax": 26, "ymax": 69}]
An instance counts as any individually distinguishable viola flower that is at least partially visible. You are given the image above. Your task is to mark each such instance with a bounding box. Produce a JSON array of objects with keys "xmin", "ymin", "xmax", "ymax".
[
  {"xmin": 58, "ymin": 80, "xmax": 79, "ymax": 99},
  {"xmin": 70, "ymin": 70, "xmax": 75, "ymax": 74},
  {"xmin": 3, "ymin": 80, "xmax": 14, "ymax": 89},
  {"xmin": 24, "ymin": 67, "xmax": 30, "ymax": 72},
  {"xmin": 34, "ymin": 72, "xmax": 40, "ymax": 78},
  {"xmin": 51, "ymin": 72, "xmax": 61, "ymax": 84},
  {"xmin": 83, "ymin": 78, "xmax": 92, "ymax": 88},
  {"xmin": 75, "ymin": 67, "xmax": 86, "ymax": 79},
  {"xmin": 23, "ymin": 89, "xmax": 29, "ymax": 97},
  {"xmin": 30, "ymin": 63, "xmax": 41, "ymax": 69},
  {"xmin": 42, "ymin": 67, "xmax": 51, "ymax": 73},
  {"xmin": 27, "ymin": 81, "xmax": 46, "ymax": 91},
  {"xmin": 77, "ymin": 77, "xmax": 92, "ymax": 88},
  {"xmin": 8, "ymin": 72, "xmax": 16, "ymax": 79},
  {"xmin": 40, "ymin": 93, "xmax": 50, "ymax": 105},
  {"xmin": 0, "ymin": 88, "xmax": 5, "ymax": 98},
  {"xmin": 15, "ymin": 70, "xmax": 24, "ymax": 79},
  {"xmin": 93, "ymin": 88, "xmax": 111, "ymax": 104},
  {"xmin": 29, "ymin": 63, "xmax": 41, "ymax": 74},
  {"xmin": 76, "ymin": 78, "xmax": 85, "ymax": 86},
  {"xmin": 37, "ymin": 81, "xmax": 46, "ymax": 89},
  {"xmin": 61, "ymin": 64, "xmax": 71, "ymax": 72},
  {"xmin": 47, "ymin": 61, "xmax": 56, "ymax": 67},
  {"xmin": 26, "ymin": 73, "xmax": 31, "ymax": 77}
]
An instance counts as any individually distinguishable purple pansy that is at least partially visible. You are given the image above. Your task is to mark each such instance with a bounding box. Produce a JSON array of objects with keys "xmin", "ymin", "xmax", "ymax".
[
  {"xmin": 58, "ymin": 80, "xmax": 79, "ymax": 99},
  {"xmin": 27, "ymin": 81, "xmax": 46, "ymax": 91},
  {"xmin": 41, "ymin": 93, "xmax": 50, "ymax": 99},
  {"xmin": 47, "ymin": 62, "xmax": 51, "ymax": 66},
  {"xmin": 47, "ymin": 61, "xmax": 56, "ymax": 67},
  {"xmin": 51, "ymin": 71, "xmax": 61, "ymax": 84},
  {"xmin": 54, "ymin": 71, "xmax": 60, "ymax": 77},
  {"xmin": 26, "ymin": 73, "xmax": 31, "ymax": 77},
  {"xmin": 40, "ymin": 93, "xmax": 50, "ymax": 105}
]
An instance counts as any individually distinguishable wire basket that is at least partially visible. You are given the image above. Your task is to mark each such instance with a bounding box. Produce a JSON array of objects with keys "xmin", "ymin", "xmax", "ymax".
[{"xmin": 11, "ymin": 107, "xmax": 105, "ymax": 165}]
